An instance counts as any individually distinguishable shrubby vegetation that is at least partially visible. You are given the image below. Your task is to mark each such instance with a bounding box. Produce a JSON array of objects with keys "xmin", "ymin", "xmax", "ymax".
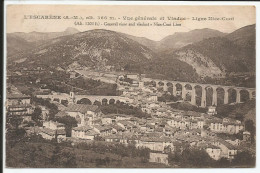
[
  {"xmin": 216, "ymin": 100, "xmax": 255, "ymax": 119},
  {"xmin": 100, "ymin": 103, "xmax": 151, "ymax": 118},
  {"xmin": 168, "ymin": 148, "xmax": 214, "ymax": 168},
  {"xmin": 168, "ymin": 147, "xmax": 255, "ymax": 168},
  {"xmin": 244, "ymin": 119, "xmax": 256, "ymax": 144},
  {"xmin": 9, "ymin": 67, "xmax": 118, "ymax": 95},
  {"xmin": 6, "ymin": 134, "xmax": 155, "ymax": 168},
  {"xmin": 32, "ymin": 97, "xmax": 59, "ymax": 120},
  {"xmin": 169, "ymin": 102, "xmax": 207, "ymax": 113},
  {"xmin": 31, "ymin": 106, "xmax": 43, "ymax": 126},
  {"xmin": 158, "ymin": 93, "xmax": 182, "ymax": 102},
  {"xmin": 75, "ymin": 141, "xmax": 150, "ymax": 160}
]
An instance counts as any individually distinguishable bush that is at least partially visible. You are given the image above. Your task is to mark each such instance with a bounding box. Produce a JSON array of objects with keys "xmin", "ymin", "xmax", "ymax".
[
  {"xmin": 168, "ymin": 147, "xmax": 214, "ymax": 167},
  {"xmin": 100, "ymin": 103, "xmax": 151, "ymax": 118},
  {"xmin": 232, "ymin": 151, "xmax": 255, "ymax": 167}
]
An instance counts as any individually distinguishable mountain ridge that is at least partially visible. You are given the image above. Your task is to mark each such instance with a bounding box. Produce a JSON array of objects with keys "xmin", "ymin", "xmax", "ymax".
[{"xmin": 7, "ymin": 24, "xmax": 255, "ymax": 86}]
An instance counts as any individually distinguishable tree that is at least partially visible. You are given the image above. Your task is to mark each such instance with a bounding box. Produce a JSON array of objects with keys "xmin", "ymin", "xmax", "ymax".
[
  {"xmin": 6, "ymin": 114, "xmax": 23, "ymax": 130},
  {"xmin": 203, "ymin": 125, "xmax": 210, "ymax": 130},
  {"xmin": 180, "ymin": 148, "xmax": 214, "ymax": 167},
  {"xmin": 216, "ymin": 104, "xmax": 234, "ymax": 118},
  {"xmin": 245, "ymin": 120, "xmax": 256, "ymax": 143},
  {"xmin": 6, "ymin": 114, "xmax": 26, "ymax": 147},
  {"xmin": 31, "ymin": 106, "xmax": 42, "ymax": 125},
  {"xmin": 61, "ymin": 100, "xmax": 69, "ymax": 106},
  {"xmin": 54, "ymin": 116, "xmax": 78, "ymax": 137},
  {"xmin": 232, "ymin": 151, "xmax": 255, "ymax": 167},
  {"xmin": 77, "ymin": 98, "xmax": 92, "ymax": 105},
  {"xmin": 234, "ymin": 113, "xmax": 244, "ymax": 122},
  {"xmin": 168, "ymin": 152, "xmax": 182, "ymax": 164}
]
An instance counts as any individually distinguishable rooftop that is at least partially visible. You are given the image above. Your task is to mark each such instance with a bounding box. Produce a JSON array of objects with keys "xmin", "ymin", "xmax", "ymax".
[
  {"xmin": 72, "ymin": 126, "xmax": 93, "ymax": 132},
  {"xmin": 7, "ymin": 93, "xmax": 30, "ymax": 99}
]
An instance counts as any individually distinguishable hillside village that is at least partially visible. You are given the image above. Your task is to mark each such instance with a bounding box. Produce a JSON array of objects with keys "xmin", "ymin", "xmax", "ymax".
[
  {"xmin": 5, "ymin": 22, "xmax": 256, "ymax": 168},
  {"xmin": 6, "ymin": 68, "xmax": 255, "ymax": 167}
]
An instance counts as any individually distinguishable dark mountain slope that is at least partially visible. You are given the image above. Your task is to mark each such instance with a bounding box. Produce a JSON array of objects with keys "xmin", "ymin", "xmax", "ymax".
[
  {"xmin": 12, "ymin": 29, "xmax": 155, "ymax": 70},
  {"xmin": 7, "ymin": 35, "xmax": 35, "ymax": 57},
  {"xmin": 160, "ymin": 24, "xmax": 255, "ymax": 79},
  {"xmin": 178, "ymin": 37, "xmax": 253, "ymax": 72}
]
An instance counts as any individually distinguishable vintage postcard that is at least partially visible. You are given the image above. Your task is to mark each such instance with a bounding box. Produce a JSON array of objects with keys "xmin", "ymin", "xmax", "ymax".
[{"xmin": 4, "ymin": 3, "xmax": 256, "ymax": 169}]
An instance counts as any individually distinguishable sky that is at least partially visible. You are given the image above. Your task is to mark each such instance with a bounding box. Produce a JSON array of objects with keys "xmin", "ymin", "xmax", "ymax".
[{"xmin": 6, "ymin": 5, "xmax": 255, "ymax": 41}]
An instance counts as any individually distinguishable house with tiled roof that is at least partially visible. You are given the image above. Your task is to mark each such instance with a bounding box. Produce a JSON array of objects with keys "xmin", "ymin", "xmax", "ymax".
[
  {"xmin": 209, "ymin": 117, "xmax": 244, "ymax": 134},
  {"xmin": 71, "ymin": 126, "xmax": 99, "ymax": 140},
  {"xmin": 6, "ymin": 90, "xmax": 34, "ymax": 117},
  {"xmin": 199, "ymin": 143, "xmax": 222, "ymax": 160},
  {"xmin": 7, "ymin": 104, "xmax": 34, "ymax": 117},
  {"xmin": 65, "ymin": 104, "xmax": 101, "ymax": 126},
  {"xmin": 104, "ymin": 132, "xmax": 139, "ymax": 145},
  {"xmin": 40, "ymin": 128, "xmax": 56, "ymax": 140},
  {"xmin": 114, "ymin": 114, "xmax": 132, "ymax": 121},
  {"xmin": 117, "ymin": 120, "xmax": 135, "ymax": 131},
  {"xmin": 6, "ymin": 93, "xmax": 31, "ymax": 106},
  {"xmin": 43, "ymin": 121, "xmax": 65, "ymax": 130},
  {"xmin": 163, "ymin": 125, "xmax": 177, "ymax": 137},
  {"xmin": 41, "ymin": 121, "xmax": 66, "ymax": 142},
  {"xmin": 55, "ymin": 111, "xmax": 66, "ymax": 118},
  {"xmin": 93, "ymin": 124, "xmax": 113, "ymax": 136},
  {"xmin": 149, "ymin": 152, "xmax": 169, "ymax": 165},
  {"xmin": 137, "ymin": 136, "xmax": 182, "ymax": 153},
  {"xmin": 212, "ymin": 138, "xmax": 238, "ymax": 160},
  {"xmin": 25, "ymin": 126, "xmax": 43, "ymax": 136},
  {"xmin": 167, "ymin": 117, "xmax": 186, "ymax": 129},
  {"xmin": 104, "ymin": 134, "xmax": 121, "ymax": 143},
  {"xmin": 101, "ymin": 114, "xmax": 116, "ymax": 125}
]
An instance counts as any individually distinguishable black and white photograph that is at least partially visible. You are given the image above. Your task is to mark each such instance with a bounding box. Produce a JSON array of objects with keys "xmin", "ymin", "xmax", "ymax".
[{"xmin": 4, "ymin": 3, "xmax": 256, "ymax": 169}]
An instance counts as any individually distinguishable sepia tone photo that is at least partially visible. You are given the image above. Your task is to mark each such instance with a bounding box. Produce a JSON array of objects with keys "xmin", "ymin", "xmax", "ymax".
[{"xmin": 5, "ymin": 4, "xmax": 256, "ymax": 168}]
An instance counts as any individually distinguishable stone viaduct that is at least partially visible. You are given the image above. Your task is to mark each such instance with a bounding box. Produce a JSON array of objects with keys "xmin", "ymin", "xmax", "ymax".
[
  {"xmin": 142, "ymin": 78, "xmax": 255, "ymax": 107},
  {"xmin": 69, "ymin": 92, "xmax": 126, "ymax": 105},
  {"xmin": 36, "ymin": 92, "xmax": 127, "ymax": 105}
]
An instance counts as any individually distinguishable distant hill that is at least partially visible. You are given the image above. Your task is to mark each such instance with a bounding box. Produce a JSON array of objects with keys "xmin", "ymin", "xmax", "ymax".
[
  {"xmin": 162, "ymin": 25, "xmax": 256, "ymax": 78},
  {"xmin": 122, "ymin": 28, "xmax": 226, "ymax": 53},
  {"xmin": 226, "ymin": 24, "xmax": 255, "ymax": 48},
  {"xmin": 9, "ymin": 29, "xmax": 155, "ymax": 71},
  {"xmin": 7, "ymin": 27, "xmax": 80, "ymax": 57},
  {"xmin": 120, "ymin": 33, "xmax": 160, "ymax": 52},
  {"xmin": 8, "ymin": 27, "xmax": 80, "ymax": 42},
  {"xmin": 158, "ymin": 28, "xmax": 226, "ymax": 52},
  {"xmin": 226, "ymin": 24, "xmax": 256, "ymax": 69}
]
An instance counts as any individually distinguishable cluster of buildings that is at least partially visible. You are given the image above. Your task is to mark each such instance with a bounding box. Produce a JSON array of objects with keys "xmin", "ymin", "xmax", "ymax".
[
  {"xmin": 6, "ymin": 85, "xmax": 34, "ymax": 121},
  {"xmin": 22, "ymin": 101, "xmax": 250, "ymax": 165},
  {"xmin": 6, "ymin": 72, "xmax": 254, "ymax": 166}
]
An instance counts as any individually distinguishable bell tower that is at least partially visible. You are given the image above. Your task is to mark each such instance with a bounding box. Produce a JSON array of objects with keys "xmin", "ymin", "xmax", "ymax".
[{"xmin": 69, "ymin": 88, "xmax": 75, "ymax": 104}]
